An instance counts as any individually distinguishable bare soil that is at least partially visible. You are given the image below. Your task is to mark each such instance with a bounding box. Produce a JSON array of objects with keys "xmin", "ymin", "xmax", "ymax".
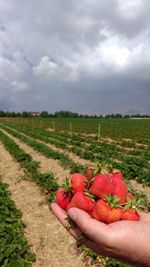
[{"xmin": 130, "ymin": 180, "xmax": 150, "ymax": 201}]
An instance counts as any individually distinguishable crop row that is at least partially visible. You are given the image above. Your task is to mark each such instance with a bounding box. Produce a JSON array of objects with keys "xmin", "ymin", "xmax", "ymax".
[
  {"xmin": 1, "ymin": 124, "xmax": 149, "ymax": 199},
  {"xmin": 3, "ymin": 117, "xmax": 150, "ymax": 145},
  {"xmin": 0, "ymin": 128, "xmax": 112, "ymax": 266},
  {"xmin": 0, "ymin": 130, "xmax": 58, "ymax": 201},
  {"xmin": 2, "ymin": 123, "xmax": 150, "ymax": 185},
  {"xmin": 0, "ymin": 179, "xmax": 35, "ymax": 267},
  {"xmin": 0, "ymin": 128, "xmax": 149, "ymax": 267},
  {"xmin": 6, "ymin": 123, "xmax": 150, "ymax": 161}
]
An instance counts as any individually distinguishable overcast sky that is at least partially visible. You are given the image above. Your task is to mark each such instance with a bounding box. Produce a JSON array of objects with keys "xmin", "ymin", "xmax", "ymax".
[{"xmin": 0, "ymin": 0, "xmax": 150, "ymax": 115}]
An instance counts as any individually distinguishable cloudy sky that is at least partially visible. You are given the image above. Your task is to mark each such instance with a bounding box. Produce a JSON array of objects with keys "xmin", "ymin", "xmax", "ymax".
[{"xmin": 0, "ymin": 0, "xmax": 150, "ymax": 115}]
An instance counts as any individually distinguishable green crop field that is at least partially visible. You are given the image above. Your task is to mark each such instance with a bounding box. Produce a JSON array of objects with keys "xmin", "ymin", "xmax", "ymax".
[
  {"xmin": 0, "ymin": 117, "xmax": 150, "ymax": 267},
  {"xmin": 1, "ymin": 117, "xmax": 150, "ymax": 144}
]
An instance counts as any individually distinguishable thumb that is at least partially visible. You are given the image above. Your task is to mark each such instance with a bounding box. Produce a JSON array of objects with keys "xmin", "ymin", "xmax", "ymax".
[{"xmin": 68, "ymin": 208, "xmax": 112, "ymax": 246}]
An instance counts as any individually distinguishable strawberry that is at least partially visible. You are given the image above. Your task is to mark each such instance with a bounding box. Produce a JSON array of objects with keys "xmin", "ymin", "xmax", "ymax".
[
  {"xmin": 70, "ymin": 192, "xmax": 94, "ymax": 212},
  {"xmin": 56, "ymin": 189, "xmax": 71, "ymax": 210},
  {"xmin": 112, "ymin": 177, "xmax": 128, "ymax": 204},
  {"xmin": 86, "ymin": 161, "xmax": 109, "ymax": 179},
  {"xmin": 71, "ymin": 173, "xmax": 88, "ymax": 193},
  {"xmin": 111, "ymin": 168, "xmax": 123, "ymax": 180},
  {"xmin": 86, "ymin": 166, "xmax": 93, "ymax": 179},
  {"xmin": 91, "ymin": 208, "xmax": 100, "ymax": 220},
  {"xmin": 93, "ymin": 199, "xmax": 122, "ymax": 224},
  {"xmin": 121, "ymin": 209, "xmax": 140, "ymax": 221},
  {"xmin": 90, "ymin": 173, "xmax": 114, "ymax": 198}
]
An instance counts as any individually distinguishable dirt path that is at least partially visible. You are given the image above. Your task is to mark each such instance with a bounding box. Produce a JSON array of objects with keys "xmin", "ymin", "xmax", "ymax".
[{"xmin": 0, "ymin": 142, "xmax": 87, "ymax": 267}]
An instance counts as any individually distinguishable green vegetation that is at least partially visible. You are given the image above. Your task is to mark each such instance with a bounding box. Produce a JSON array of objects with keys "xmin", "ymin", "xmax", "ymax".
[
  {"xmin": 0, "ymin": 180, "xmax": 35, "ymax": 267},
  {"xmin": 0, "ymin": 118, "xmax": 150, "ymax": 267},
  {"xmin": 0, "ymin": 109, "xmax": 150, "ymax": 118},
  {"xmin": 0, "ymin": 130, "xmax": 58, "ymax": 201},
  {"xmin": 2, "ymin": 123, "xmax": 150, "ymax": 185},
  {"xmin": 1, "ymin": 117, "xmax": 150, "ymax": 145}
]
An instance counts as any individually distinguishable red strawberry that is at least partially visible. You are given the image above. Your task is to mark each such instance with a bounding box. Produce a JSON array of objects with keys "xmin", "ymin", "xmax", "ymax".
[
  {"xmin": 86, "ymin": 162, "xmax": 109, "ymax": 179},
  {"xmin": 91, "ymin": 208, "xmax": 100, "ymax": 220},
  {"xmin": 121, "ymin": 209, "xmax": 140, "ymax": 221},
  {"xmin": 93, "ymin": 199, "xmax": 122, "ymax": 224},
  {"xmin": 111, "ymin": 168, "xmax": 123, "ymax": 180},
  {"xmin": 56, "ymin": 189, "xmax": 71, "ymax": 210},
  {"xmin": 70, "ymin": 192, "xmax": 94, "ymax": 212},
  {"xmin": 112, "ymin": 177, "xmax": 128, "ymax": 204},
  {"xmin": 90, "ymin": 173, "xmax": 114, "ymax": 198},
  {"xmin": 86, "ymin": 166, "xmax": 93, "ymax": 179},
  {"xmin": 71, "ymin": 173, "xmax": 88, "ymax": 193}
]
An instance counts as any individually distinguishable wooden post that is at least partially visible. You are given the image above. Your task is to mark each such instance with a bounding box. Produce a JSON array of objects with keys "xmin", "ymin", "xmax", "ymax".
[
  {"xmin": 40, "ymin": 120, "xmax": 43, "ymax": 128},
  {"xmin": 98, "ymin": 123, "xmax": 100, "ymax": 141},
  {"xmin": 52, "ymin": 121, "xmax": 55, "ymax": 131},
  {"xmin": 70, "ymin": 121, "xmax": 72, "ymax": 135}
]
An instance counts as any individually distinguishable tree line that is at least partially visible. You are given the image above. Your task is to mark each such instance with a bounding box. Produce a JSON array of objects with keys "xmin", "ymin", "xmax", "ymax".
[{"xmin": 0, "ymin": 110, "xmax": 149, "ymax": 118}]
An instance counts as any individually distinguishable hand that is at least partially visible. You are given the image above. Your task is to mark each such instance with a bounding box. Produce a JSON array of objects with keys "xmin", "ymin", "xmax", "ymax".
[{"xmin": 51, "ymin": 203, "xmax": 150, "ymax": 266}]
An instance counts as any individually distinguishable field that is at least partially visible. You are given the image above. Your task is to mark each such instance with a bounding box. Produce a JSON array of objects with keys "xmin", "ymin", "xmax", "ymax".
[{"xmin": 0, "ymin": 118, "xmax": 150, "ymax": 267}]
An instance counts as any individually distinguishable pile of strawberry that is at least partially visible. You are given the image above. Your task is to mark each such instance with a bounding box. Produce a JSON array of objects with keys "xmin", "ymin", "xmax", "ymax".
[{"xmin": 55, "ymin": 162, "xmax": 140, "ymax": 224}]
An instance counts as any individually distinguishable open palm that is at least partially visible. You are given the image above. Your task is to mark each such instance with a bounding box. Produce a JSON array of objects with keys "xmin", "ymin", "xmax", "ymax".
[{"xmin": 51, "ymin": 203, "xmax": 150, "ymax": 266}]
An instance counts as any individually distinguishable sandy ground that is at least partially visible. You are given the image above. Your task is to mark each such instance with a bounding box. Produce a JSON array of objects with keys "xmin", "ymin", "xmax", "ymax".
[{"xmin": 0, "ymin": 141, "xmax": 88, "ymax": 267}]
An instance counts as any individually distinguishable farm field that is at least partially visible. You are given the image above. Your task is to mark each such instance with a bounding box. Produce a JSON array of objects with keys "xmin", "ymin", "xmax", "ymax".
[
  {"xmin": 0, "ymin": 118, "xmax": 150, "ymax": 267},
  {"xmin": 1, "ymin": 117, "xmax": 150, "ymax": 145}
]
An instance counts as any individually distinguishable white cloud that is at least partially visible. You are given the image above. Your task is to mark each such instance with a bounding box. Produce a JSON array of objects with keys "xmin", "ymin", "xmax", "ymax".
[
  {"xmin": 0, "ymin": 0, "xmax": 150, "ymax": 113},
  {"xmin": 11, "ymin": 80, "xmax": 29, "ymax": 91},
  {"xmin": 0, "ymin": 56, "xmax": 23, "ymax": 80},
  {"xmin": 118, "ymin": 0, "xmax": 143, "ymax": 17},
  {"xmin": 33, "ymin": 56, "xmax": 58, "ymax": 76}
]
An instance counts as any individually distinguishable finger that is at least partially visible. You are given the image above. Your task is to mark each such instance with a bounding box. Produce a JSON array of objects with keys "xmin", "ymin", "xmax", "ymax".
[
  {"xmin": 139, "ymin": 212, "xmax": 150, "ymax": 223},
  {"xmin": 68, "ymin": 208, "xmax": 113, "ymax": 247},
  {"xmin": 50, "ymin": 203, "xmax": 67, "ymax": 225},
  {"xmin": 51, "ymin": 204, "xmax": 115, "ymax": 258},
  {"xmin": 50, "ymin": 203, "xmax": 82, "ymax": 238}
]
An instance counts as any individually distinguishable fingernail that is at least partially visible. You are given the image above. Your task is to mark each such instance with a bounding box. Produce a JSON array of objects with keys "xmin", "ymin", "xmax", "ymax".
[{"xmin": 68, "ymin": 209, "xmax": 77, "ymax": 221}]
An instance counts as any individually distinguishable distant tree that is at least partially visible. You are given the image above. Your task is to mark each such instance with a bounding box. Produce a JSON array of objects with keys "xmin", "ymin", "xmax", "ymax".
[
  {"xmin": 98, "ymin": 114, "xmax": 103, "ymax": 118},
  {"xmin": 11, "ymin": 111, "xmax": 17, "ymax": 117},
  {"xmin": 105, "ymin": 114, "xmax": 111, "ymax": 118},
  {"xmin": 54, "ymin": 110, "xmax": 78, "ymax": 118},
  {"xmin": 22, "ymin": 111, "xmax": 31, "ymax": 117},
  {"xmin": 16, "ymin": 112, "xmax": 22, "ymax": 117},
  {"xmin": 0, "ymin": 110, "xmax": 5, "ymax": 117},
  {"xmin": 40, "ymin": 111, "xmax": 49, "ymax": 117},
  {"xmin": 48, "ymin": 113, "xmax": 54, "ymax": 118},
  {"xmin": 115, "ymin": 113, "xmax": 122, "ymax": 118},
  {"xmin": 79, "ymin": 114, "xmax": 84, "ymax": 118},
  {"xmin": 124, "ymin": 114, "xmax": 130, "ymax": 118}
]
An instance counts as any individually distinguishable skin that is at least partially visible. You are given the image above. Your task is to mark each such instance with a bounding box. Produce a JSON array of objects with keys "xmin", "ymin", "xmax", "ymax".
[{"xmin": 51, "ymin": 203, "xmax": 150, "ymax": 266}]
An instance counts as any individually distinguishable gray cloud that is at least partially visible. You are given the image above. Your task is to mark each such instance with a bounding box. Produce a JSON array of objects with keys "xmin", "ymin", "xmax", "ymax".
[{"xmin": 0, "ymin": 0, "xmax": 150, "ymax": 114}]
